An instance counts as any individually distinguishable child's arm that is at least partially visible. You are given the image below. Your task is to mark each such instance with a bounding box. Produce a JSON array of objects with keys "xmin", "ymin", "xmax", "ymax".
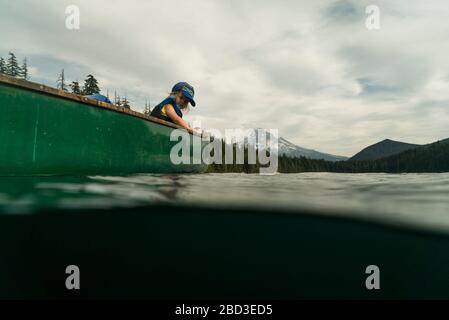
[{"xmin": 164, "ymin": 104, "xmax": 192, "ymax": 132}]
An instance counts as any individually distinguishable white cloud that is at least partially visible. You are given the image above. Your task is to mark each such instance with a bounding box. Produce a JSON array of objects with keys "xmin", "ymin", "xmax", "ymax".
[{"xmin": 1, "ymin": 0, "xmax": 449, "ymax": 157}]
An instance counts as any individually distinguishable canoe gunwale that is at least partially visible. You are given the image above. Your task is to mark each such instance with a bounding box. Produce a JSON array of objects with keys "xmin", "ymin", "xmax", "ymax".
[{"xmin": 0, "ymin": 74, "xmax": 199, "ymax": 136}]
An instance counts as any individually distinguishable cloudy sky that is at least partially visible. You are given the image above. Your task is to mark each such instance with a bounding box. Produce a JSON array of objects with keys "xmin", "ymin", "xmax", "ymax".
[{"xmin": 1, "ymin": 0, "xmax": 449, "ymax": 157}]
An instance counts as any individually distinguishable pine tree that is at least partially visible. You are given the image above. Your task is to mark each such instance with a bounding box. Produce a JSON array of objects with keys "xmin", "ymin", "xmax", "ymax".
[
  {"xmin": 143, "ymin": 99, "xmax": 151, "ymax": 115},
  {"xmin": 6, "ymin": 52, "xmax": 19, "ymax": 77},
  {"xmin": 121, "ymin": 97, "xmax": 130, "ymax": 109},
  {"xmin": 0, "ymin": 58, "xmax": 6, "ymax": 74},
  {"xmin": 82, "ymin": 74, "xmax": 100, "ymax": 95},
  {"xmin": 115, "ymin": 94, "xmax": 122, "ymax": 107},
  {"xmin": 70, "ymin": 81, "xmax": 81, "ymax": 94},
  {"xmin": 19, "ymin": 57, "xmax": 29, "ymax": 80},
  {"xmin": 57, "ymin": 69, "xmax": 68, "ymax": 91}
]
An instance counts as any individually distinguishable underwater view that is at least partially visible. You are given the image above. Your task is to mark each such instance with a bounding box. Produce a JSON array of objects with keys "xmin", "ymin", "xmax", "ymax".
[{"xmin": 1, "ymin": 173, "xmax": 449, "ymax": 300}]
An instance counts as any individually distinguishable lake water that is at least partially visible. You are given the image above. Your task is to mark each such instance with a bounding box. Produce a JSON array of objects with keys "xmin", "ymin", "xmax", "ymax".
[{"xmin": 1, "ymin": 172, "xmax": 449, "ymax": 234}]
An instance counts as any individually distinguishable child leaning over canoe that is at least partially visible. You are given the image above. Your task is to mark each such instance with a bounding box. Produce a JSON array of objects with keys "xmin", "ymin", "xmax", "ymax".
[{"xmin": 151, "ymin": 82, "xmax": 198, "ymax": 133}]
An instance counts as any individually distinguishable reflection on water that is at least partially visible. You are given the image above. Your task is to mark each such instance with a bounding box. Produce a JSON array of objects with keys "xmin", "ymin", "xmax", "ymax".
[{"xmin": 1, "ymin": 172, "xmax": 449, "ymax": 232}]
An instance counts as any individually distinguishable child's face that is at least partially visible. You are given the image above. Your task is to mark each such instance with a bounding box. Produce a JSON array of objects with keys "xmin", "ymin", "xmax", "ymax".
[{"xmin": 175, "ymin": 92, "xmax": 189, "ymax": 108}]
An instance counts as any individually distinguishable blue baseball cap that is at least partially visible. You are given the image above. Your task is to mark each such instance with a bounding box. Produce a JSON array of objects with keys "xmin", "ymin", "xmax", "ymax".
[{"xmin": 172, "ymin": 82, "xmax": 196, "ymax": 107}]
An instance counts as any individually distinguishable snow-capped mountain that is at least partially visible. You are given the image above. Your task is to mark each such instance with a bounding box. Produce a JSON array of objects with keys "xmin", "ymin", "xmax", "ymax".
[
  {"xmin": 225, "ymin": 128, "xmax": 348, "ymax": 162},
  {"xmin": 277, "ymin": 137, "xmax": 348, "ymax": 162}
]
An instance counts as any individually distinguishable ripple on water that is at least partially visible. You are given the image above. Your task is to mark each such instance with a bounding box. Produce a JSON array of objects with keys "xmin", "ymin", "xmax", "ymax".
[{"xmin": 1, "ymin": 173, "xmax": 449, "ymax": 233}]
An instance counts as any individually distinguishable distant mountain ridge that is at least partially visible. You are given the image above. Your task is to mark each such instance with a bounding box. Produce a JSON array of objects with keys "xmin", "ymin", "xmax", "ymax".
[
  {"xmin": 343, "ymin": 137, "xmax": 449, "ymax": 172},
  {"xmin": 276, "ymin": 137, "xmax": 449, "ymax": 173},
  {"xmin": 208, "ymin": 134, "xmax": 449, "ymax": 173},
  {"xmin": 231, "ymin": 129, "xmax": 348, "ymax": 162},
  {"xmin": 349, "ymin": 139, "xmax": 421, "ymax": 161},
  {"xmin": 278, "ymin": 137, "xmax": 348, "ymax": 162}
]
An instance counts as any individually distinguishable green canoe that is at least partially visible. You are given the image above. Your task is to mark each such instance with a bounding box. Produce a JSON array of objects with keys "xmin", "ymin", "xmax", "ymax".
[{"xmin": 0, "ymin": 74, "xmax": 207, "ymax": 176}]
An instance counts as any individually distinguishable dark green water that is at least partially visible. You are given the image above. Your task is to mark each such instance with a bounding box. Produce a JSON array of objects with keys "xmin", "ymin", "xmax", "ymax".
[
  {"xmin": 2, "ymin": 173, "xmax": 449, "ymax": 233},
  {"xmin": 1, "ymin": 173, "xmax": 449, "ymax": 299}
]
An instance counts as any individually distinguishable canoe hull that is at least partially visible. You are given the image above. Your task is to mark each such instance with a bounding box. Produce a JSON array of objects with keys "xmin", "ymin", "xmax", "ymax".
[{"xmin": 0, "ymin": 77, "xmax": 207, "ymax": 176}]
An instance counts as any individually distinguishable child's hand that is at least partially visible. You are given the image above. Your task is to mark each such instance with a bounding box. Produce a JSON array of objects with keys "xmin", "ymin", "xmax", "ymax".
[{"xmin": 193, "ymin": 127, "xmax": 203, "ymax": 135}]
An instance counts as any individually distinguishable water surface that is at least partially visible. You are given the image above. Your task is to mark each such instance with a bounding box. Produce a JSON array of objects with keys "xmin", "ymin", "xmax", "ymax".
[{"xmin": 1, "ymin": 172, "xmax": 449, "ymax": 233}]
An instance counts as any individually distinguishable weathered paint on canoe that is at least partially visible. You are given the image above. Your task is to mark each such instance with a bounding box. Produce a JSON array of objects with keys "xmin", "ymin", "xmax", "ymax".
[{"xmin": 0, "ymin": 74, "xmax": 207, "ymax": 176}]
